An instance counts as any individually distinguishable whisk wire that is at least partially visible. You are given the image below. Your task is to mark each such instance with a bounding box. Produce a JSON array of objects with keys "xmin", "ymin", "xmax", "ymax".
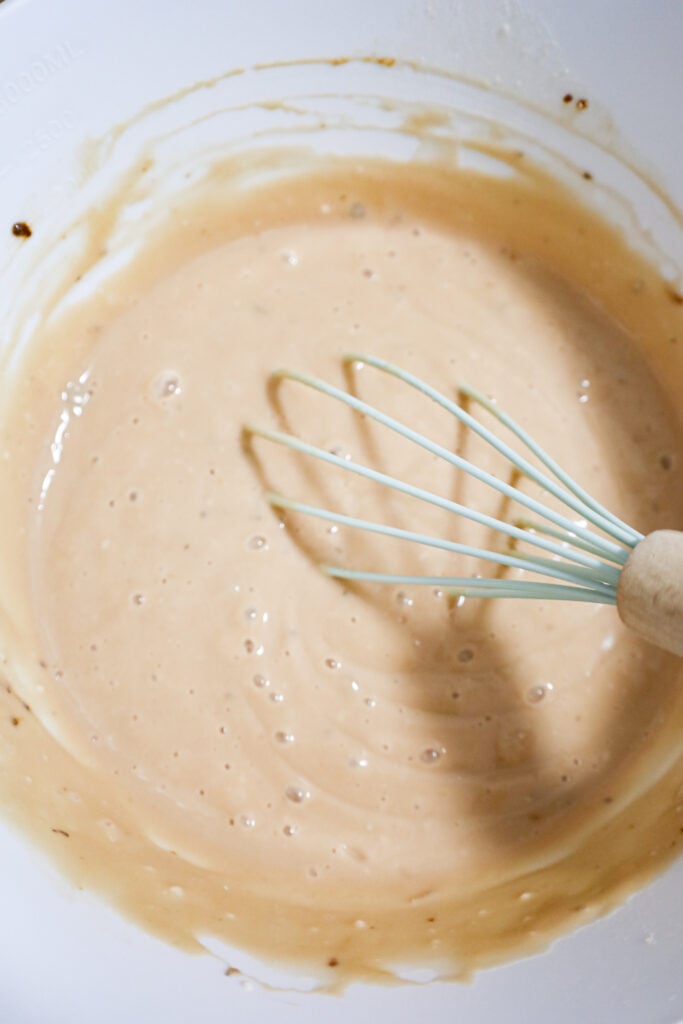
[
  {"xmin": 343, "ymin": 354, "xmax": 642, "ymax": 549},
  {"xmin": 247, "ymin": 355, "xmax": 640, "ymax": 603},
  {"xmin": 270, "ymin": 365, "xmax": 630, "ymax": 563},
  {"xmin": 268, "ymin": 492, "xmax": 618, "ymax": 591},
  {"xmin": 322, "ymin": 570, "xmax": 617, "ymax": 604},
  {"xmin": 249, "ymin": 423, "xmax": 619, "ymax": 579},
  {"xmin": 512, "ymin": 518, "xmax": 623, "ymax": 559},
  {"xmin": 459, "ymin": 381, "xmax": 643, "ymax": 545}
]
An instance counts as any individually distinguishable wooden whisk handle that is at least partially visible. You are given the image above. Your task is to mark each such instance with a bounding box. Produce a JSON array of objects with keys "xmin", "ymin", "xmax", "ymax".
[{"xmin": 617, "ymin": 530, "xmax": 683, "ymax": 656}]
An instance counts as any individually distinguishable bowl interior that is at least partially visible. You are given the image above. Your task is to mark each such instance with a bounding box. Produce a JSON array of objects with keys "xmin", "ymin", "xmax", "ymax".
[{"xmin": 0, "ymin": 2, "xmax": 682, "ymax": 1022}]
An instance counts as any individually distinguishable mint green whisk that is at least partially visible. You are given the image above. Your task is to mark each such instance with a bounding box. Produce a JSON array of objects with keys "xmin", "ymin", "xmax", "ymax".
[{"xmin": 246, "ymin": 354, "xmax": 683, "ymax": 655}]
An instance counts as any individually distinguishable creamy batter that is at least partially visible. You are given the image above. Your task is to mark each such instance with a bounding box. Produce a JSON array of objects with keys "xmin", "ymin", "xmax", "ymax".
[{"xmin": 1, "ymin": 155, "xmax": 683, "ymax": 982}]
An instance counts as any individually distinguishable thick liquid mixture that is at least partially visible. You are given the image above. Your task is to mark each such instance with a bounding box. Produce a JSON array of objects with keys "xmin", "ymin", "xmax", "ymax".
[{"xmin": 1, "ymin": 156, "xmax": 683, "ymax": 982}]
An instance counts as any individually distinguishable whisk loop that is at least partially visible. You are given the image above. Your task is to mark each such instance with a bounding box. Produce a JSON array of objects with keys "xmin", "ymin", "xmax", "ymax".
[{"xmin": 246, "ymin": 355, "xmax": 645, "ymax": 605}]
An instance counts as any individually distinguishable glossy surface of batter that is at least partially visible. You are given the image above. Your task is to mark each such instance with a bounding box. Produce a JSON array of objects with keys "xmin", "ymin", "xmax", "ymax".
[{"xmin": 1, "ymin": 156, "xmax": 682, "ymax": 982}]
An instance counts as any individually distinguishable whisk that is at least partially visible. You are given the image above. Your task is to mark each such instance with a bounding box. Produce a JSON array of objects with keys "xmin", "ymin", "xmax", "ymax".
[{"xmin": 245, "ymin": 353, "xmax": 683, "ymax": 657}]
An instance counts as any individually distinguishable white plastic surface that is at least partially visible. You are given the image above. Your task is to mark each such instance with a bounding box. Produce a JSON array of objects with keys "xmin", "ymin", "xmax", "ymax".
[{"xmin": 0, "ymin": 2, "xmax": 682, "ymax": 1022}]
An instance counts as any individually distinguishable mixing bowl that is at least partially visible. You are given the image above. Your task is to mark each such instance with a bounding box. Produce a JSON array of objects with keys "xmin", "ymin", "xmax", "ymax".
[{"xmin": 0, "ymin": 2, "xmax": 682, "ymax": 1021}]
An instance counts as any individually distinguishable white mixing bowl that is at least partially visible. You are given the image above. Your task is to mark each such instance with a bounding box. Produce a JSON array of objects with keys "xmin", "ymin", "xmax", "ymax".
[{"xmin": 0, "ymin": 2, "xmax": 681, "ymax": 1021}]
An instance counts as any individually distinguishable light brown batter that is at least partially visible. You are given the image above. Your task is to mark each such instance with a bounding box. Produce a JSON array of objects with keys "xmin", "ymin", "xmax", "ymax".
[{"xmin": 1, "ymin": 154, "xmax": 683, "ymax": 983}]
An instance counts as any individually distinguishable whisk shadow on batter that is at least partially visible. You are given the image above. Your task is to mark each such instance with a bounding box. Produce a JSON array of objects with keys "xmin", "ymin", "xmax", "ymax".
[{"xmin": 243, "ymin": 364, "xmax": 677, "ymax": 881}]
